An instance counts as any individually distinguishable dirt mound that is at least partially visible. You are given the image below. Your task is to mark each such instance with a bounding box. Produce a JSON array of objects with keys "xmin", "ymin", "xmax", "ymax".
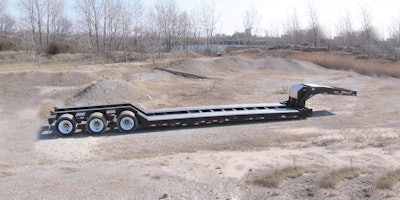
[
  {"xmin": 70, "ymin": 77, "xmax": 145, "ymax": 106},
  {"xmin": 226, "ymin": 48, "xmax": 266, "ymax": 58},
  {"xmin": 164, "ymin": 57, "xmax": 325, "ymax": 78},
  {"xmin": 130, "ymin": 70, "xmax": 175, "ymax": 83},
  {"xmin": 0, "ymin": 71, "xmax": 97, "ymax": 108},
  {"xmin": 0, "ymin": 70, "xmax": 96, "ymax": 87},
  {"xmin": 160, "ymin": 50, "xmax": 205, "ymax": 59}
]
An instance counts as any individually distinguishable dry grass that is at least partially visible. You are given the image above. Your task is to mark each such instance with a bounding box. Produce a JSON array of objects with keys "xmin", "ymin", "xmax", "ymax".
[
  {"xmin": 375, "ymin": 169, "xmax": 400, "ymax": 190},
  {"xmin": 319, "ymin": 167, "xmax": 374, "ymax": 189},
  {"xmin": 291, "ymin": 52, "xmax": 400, "ymax": 78},
  {"xmin": 246, "ymin": 166, "xmax": 316, "ymax": 188}
]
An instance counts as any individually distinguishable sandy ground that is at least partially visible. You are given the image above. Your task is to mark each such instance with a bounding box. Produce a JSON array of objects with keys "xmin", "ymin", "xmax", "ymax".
[{"xmin": 0, "ymin": 52, "xmax": 400, "ymax": 199}]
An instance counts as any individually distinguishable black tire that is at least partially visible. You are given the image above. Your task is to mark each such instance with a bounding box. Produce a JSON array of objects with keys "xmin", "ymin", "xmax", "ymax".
[
  {"xmin": 117, "ymin": 111, "xmax": 138, "ymax": 133},
  {"xmin": 86, "ymin": 112, "xmax": 107, "ymax": 134},
  {"xmin": 55, "ymin": 114, "xmax": 76, "ymax": 136}
]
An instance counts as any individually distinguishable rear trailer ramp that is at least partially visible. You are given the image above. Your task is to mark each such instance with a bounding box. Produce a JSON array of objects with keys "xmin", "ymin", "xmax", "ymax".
[{"xmin": 48, "ymin": 84, "xmax": 357, "ymax": 136}]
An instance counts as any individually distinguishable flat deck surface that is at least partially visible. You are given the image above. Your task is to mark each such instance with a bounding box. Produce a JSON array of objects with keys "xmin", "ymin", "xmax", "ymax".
[
  {"xmin": 144, "ymin": 103, "xmax": 298, "ymax": 121},
  {"xmin": 53, "ymin": 103, "xmax": 295, "ymax": 122},
  {"xmin": 144, "ymin": 103, "xmax": 285, "ymax": 114}
]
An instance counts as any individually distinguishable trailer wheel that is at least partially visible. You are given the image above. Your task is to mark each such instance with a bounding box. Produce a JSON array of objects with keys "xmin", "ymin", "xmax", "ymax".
[
  {"xmin": 117, "ymin": 111, "xmax": 138, "ymax": 133},
  {"xmin": 86, "ymin": 112, "xmax": 107, "ymax": 134},
  {"xmin": 55, "ymin": 114, "xmax": 76, "ymax": 136}
]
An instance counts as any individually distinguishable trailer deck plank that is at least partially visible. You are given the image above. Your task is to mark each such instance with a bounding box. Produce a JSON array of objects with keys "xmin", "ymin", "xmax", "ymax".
[
  {"xmin": 144, "ymin": 103, "xmax": 285, "ymax": 114},
  {"xmin": 145, "ymin": 108, "xmax": 299, "ymax": 121}
]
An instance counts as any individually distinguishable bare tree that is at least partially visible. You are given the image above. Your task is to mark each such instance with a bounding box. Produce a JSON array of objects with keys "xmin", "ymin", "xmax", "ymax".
[
  {"xmin": 0, "ymin": 14, "xmax": 15, "ymax": 36},
  {"xmin": 177, "ymin": 11, "xmax": 190, "ymax": 56},
  {"xmin": 76, "ymin": 0, "xmax": 130, "ymax": 54},
  {"xmin": 19, "ymin": 0, "xmax": 45, "ymax": 52},
  {"xmin": 154, "ymin": 0, "xmax": 180, "ymax": 52},
  {"xmin": 44, "ymin": 0, "xmax": 60, "ymax": 45},
  {"xmin": 19, "ymin": 0, "xmax": 70, "ymax": 53},
  {"xmin": 131, "ymin": 0, "xmax": 145, "ymax": 55},
  {"xmin": 116, "ymin": 0, "xmax": 144, "ymax": 61},
  {"xmin": 389, "ymin": 14, "xmax": 400, "ymax": 60},
  {"xmin": 76, "ymin": 0, "xmax": 101, "ymax": 52},
  {"xmin": 188, "ymin": 8, "xmax": 201, "ymax": 52},
  {"xmin": 284, "ymin": 7, "xmax": 301, "ymax": 45},
  {"xmin": 337, "ymin": 10, "xmax": 353, "ymax": 47},
  {"xmin": 307, "ymin": 3, "xmax": 319, "ymax": 48},
  {"xmin": 0, "ymin": 0, "xmax": 14, "ymax": 36},
  {"xmin": 56, "ymin": 16, "xmax": 72, "ymax": 39},
  {"xmin": 391, "ymin": 15, "xmax": 400, "ymax": 41},
  {"xmin": 360, "ymin": 3, "xmax": 372, "ymax": 57},
  {"xmin": 101, "ymin": 0, "xmax": 110, "ymax": 52},
  {"xmin": 0, "ymin": 0, "xmax": 6, "ymax": 18},
  {"xmin": 145, "ymin": 9, "xmax": 161, "ymax": 63},
  {"xmin": 199, "ymin": 0, "xmax": 218, "ymax": 53},
  {"xmin": 242, "ymin": 7, "xmax": 261, "ymax": 47},
  {"xmin": 101, "ymin": 0, "xmax": 122, "ymax": 52},
  {"xmin": 268, "ymin": 21, "xmax": 282, "ymax": 46},
  {"xmin": 120, "ymin": 0, "xmax": 133, "ymax": 61}
]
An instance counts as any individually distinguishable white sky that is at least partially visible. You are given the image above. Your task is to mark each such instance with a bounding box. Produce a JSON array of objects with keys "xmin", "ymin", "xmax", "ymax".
[
  {"xmin": 146, "ymin": 0, "xmax": 400, "ymax": 39},
  {"xmin": 8, "ymin": 0, "xmax": 400, "ymax": 39}
]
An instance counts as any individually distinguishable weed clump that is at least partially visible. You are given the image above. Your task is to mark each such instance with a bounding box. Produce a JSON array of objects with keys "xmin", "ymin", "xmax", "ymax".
[
  {"xmin": 376, "ymin": 169, "xmax": 400, "ymax": 190},
  {"xmin": 246, "ymin": 166, "xmax": 316, "ymax": 188},
  {"xmin": 319, "ymin": 167, "xmax": 374, "ymax": 189}
]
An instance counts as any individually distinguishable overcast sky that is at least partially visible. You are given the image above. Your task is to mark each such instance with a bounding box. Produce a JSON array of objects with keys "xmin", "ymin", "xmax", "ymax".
[
  {"xmin": 8, "ymin": 0, "xmax": 400, "ymax": 39},
  {"xmin": 145, "ymin": 0, "xmax": 400, "ymax": 39}
]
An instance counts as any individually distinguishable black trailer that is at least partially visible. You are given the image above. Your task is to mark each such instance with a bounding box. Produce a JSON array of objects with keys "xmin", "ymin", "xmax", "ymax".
[{"xmin": 48, "ymin": 84, "xmax": 357, "ymax": 136}]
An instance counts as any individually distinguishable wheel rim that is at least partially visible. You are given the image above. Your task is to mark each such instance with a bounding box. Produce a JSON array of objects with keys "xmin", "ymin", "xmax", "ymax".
[
  {"xmin": 89, "ymin": 118, "xmax": 104, "ymax": 133},
  {"xmin": 58, "ymin": 120, "xmax": 73, "ymax": 135},
  {"xmin": 120, "ymin": 116, "xmax": 134, "ymax": 131}
]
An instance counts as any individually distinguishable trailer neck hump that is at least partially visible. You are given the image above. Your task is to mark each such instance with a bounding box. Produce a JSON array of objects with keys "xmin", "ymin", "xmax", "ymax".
[{"xmin": 285, "ymin": 84, "xmax": 357, "ymax": 108}]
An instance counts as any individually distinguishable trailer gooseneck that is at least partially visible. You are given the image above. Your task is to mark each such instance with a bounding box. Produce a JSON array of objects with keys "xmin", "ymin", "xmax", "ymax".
[{"xmin": 48, "ymin": 84, "xmax": 357, "ymax": 136}]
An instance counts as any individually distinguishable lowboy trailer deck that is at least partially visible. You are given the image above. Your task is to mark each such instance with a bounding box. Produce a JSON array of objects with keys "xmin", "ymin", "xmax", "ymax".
[{"xmin": 48, "ymin": 84, "xmax": 357, "ymax": 136}]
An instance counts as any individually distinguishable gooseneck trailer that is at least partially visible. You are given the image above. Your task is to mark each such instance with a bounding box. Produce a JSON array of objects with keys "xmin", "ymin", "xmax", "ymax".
[{"xmin": 48, "ymin": 84, "xmax": 357, "ymax": 136}]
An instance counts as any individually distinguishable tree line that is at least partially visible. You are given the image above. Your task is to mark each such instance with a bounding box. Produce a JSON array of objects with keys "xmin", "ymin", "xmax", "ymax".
[{"xmin": 0, "ymin": 0, "xmax": 399, "ymax": 61}]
